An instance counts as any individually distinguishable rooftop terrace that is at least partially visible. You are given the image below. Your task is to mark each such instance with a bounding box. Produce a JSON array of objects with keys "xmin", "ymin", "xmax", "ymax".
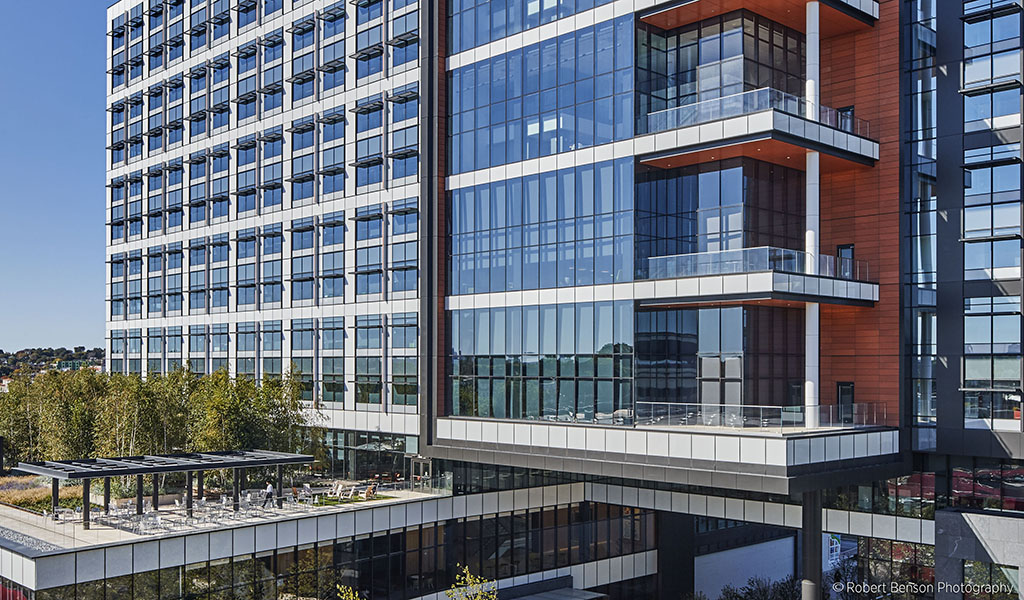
[{"xmin": 0, "ymin": 478, "xmax": 448, "ymax": 556}]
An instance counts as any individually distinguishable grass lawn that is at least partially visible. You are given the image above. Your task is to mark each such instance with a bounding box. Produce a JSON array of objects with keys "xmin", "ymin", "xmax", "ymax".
[{"xmin": 318, "ymin": 494, "xmax": 393, "ymax": 507}]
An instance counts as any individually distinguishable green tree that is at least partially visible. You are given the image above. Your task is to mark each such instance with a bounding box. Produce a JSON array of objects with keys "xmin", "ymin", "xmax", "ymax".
[
  {"xmin": 95, "ymin": 373, "xmax": 150, "ymax": 459},
  {"xmin": 0, "ymin": 376, "xmax": 43, "ymax": 467},
  {"xmin": 191, "ymin": 367, "xmax": 248, "ymax": 452},
  {"xmin": 1, "ymin": 366, "xmax": 318, "ymax": 481},
  {"xmin": 337, "ymin": 585, "xmax": 364, "ymax": 600},
  {"xmin": 151, "ymin": 367, "xmax": 199, "ymax": 454},
  {"xmin": 445, "ymin": 565, "xmax": 498, "ymax": 600},
  {"xmin": 258, "ymin": 367, "xmax": 324, "ymax": 459},
  {"xmin": 719, "ymin": 576, "xmax": 800, "ymax": 600},
  {"xmin": 35, "ymin": 369, "xmax": 106, "ymax": 460}
]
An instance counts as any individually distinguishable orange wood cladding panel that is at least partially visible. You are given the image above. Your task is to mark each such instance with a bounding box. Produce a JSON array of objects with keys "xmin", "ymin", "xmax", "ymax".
[
  {"xmin": 818, "ymin": 0, "xmax": 900, "ymax": 424},
  {"xmin": 640, "ymin": 0, "xmax": 872, "ymax": 38}
]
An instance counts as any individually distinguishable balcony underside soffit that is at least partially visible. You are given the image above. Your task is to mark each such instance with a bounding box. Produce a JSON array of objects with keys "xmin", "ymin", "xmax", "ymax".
[
  {"xmin": 637, "ymin": 296, "xmax": 873, "ymax": 309},
  {"xmin": 640, "ymin": 138, "xmax": 875, "ymax": 173},
  {"xmin": 640, "ymin": 0, "xmax": 875, "ymax": 37}
]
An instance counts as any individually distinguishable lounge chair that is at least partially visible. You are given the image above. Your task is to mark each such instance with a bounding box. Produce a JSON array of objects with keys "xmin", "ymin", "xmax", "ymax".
[
  {"xmin": 301, "ymin": 483, "xmax": 315, "ymax": 505},
  {"xmin": 327, "ymin": 482, "xmax": 345, "ymax": 498}
]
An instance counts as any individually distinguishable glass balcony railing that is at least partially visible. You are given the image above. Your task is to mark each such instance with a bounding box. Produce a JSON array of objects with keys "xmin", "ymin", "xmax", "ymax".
[
  {"xmin": 646, "ymin": 87, "xmax": 875, "ymax": 141},
  {"xmin": 647, "ymin": 246, "xmax": 875, "ymax": 283},
  {"xmin": 634, "ymin": 402, "xmax": 890, "ymax": 432}
]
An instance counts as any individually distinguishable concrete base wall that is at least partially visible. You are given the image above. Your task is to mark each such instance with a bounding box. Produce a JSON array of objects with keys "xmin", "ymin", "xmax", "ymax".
[{"xmin": 935, "ymin": 510, "xmax": 1024, "ymax": 600}]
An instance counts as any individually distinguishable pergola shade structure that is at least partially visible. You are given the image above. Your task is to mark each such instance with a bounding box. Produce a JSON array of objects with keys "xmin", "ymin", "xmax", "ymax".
[{"xmin": 16, "ymin": 450, "xmax": 314, "ymax": 529}]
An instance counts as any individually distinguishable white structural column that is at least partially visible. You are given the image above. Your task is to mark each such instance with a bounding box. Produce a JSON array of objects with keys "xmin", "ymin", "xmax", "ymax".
[
  {"xmin": 805, "ymin": 1, "xmax": 820, "ymax": 122},
  {"xmin": 804, "ymin": 1, "xmax": 821, "ymax": 431},
  {"xmin": 805, "ymin": 153, "xmax": 820, "ymax": 430}
]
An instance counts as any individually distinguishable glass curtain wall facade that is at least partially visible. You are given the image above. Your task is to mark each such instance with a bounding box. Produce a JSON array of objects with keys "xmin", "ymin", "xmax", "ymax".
[
  {"xmin": 448, "ymin": 159, "xmax": 635, "ymax": 295},
  {"xmin": 445, "ymin": 301, "xmax": 802, "ymax": 423},
  {"xmin": 955, "ymin": 0, "xmax": 1024, "ymax": 431},
  {"xmin": 447, "ymin": 302, "xmax": 634, "ymax": 422},
  {"xmin": 634, "ymin": 306, "xmax": 805, "ymax": 415},
  {"xmin": 447, "ymin": 16, "xmax": 634, "ymax": 175},
  {"xmin": 323, "ymin": 429, "xmax": 419, "ymax": 481},
  {"xmin": 634, "ymin": 158, "xmax": 805, "ymax": 278},
  {"xmin": 93, "ymin": 0, "xmax": 1024, "ymax": 596},
  {"xmin": 105, "ymin": 0, "xmax": 424, "ymax": 453},
  {"xmin": 635, "ymin": 10, "xmax": 805, "ymax": 134},
  {"xmin": 9, "ymin": 501, "xmax": 655, "ymax": 600},
  {"xmin": 444, "ymin": 10, "xmax": 812, "ymax": 421},
  {"xmin": 901, "ymin": 0, "xmax": 1024, "ymax": 446}
]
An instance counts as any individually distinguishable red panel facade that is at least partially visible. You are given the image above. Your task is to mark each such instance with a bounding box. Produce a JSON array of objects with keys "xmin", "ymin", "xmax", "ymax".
[{"xmin": 818, "ymin": 0, "xmax": 901, "ymax": 425}]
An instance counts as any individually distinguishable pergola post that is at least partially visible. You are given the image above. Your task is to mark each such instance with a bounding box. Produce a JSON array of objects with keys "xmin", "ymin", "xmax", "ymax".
[
  {"xmin": 240, "ymin": 467, "xmax": 247, "ymax": 496},
  {"xmin": 186, "ymin": 471, "xmax": 194, "ymax": 518},
  {"xmin": 82, "ymin": 479, "xmax": 91, "ymax": 530},
  {"xmin": 152, "ymin": 474, "xmax": 160, "ymax": 511},
  {"xmin": 276, "ymin": 464, "xmax": 284, "ymax": 509},
  {"xmin": 51, "ymin": 478, "xmax": 59, "ymax": 520},
  {"xmin": 232, "ymin": 468, "xmax": 240, "ymax": 512},
  {"xmin": 136, "ymin": 474, "xmax": 144, "ymax": 515},
  {"xmin": 103, "ymin": 477, "xmax": 111, "ymax": 515},
  {"xmin": 197, "ymin": 470, "xmax": 205, "ymax": 499}
]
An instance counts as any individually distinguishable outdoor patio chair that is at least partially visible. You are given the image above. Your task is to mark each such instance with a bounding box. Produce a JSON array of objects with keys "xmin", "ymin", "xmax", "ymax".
[
  {"xmin": 297, "ymin": 484, "xmax": 315, "ymax": 506},
  {"xmin": 137, "ymin": 514, "xmax": 162, "ymax": 534}
]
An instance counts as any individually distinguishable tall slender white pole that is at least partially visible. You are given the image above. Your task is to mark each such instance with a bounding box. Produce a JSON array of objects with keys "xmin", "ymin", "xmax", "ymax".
[
  {"xmin": 804, "ymin": 2, "xmax": 821, "ymax": 431},
  {"xmin": 806, "ymin": 1, "xmax": 820, "ymax": 122}
]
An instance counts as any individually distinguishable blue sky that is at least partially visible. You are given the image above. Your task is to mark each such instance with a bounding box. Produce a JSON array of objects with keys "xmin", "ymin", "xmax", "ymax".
[{"xmin": 0, "ymin": 2, "xmax": 109, "ymax": 351}]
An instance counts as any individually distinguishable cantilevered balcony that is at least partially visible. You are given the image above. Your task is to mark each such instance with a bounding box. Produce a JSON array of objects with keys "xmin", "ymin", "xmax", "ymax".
[
  {"xmin": 638, "ymin": 88, "xmax": 879, "ymax": 166},
  {"xmin": 432, "ymin": 411, "xmax": 901, "ymax": 494},
  {"xmin": 647, "ymin": 88, "xmax": 873, "ymax": 140},
  {"xmin": 638, "ymin": 246, "xmax": 878, "ymax": 306}
]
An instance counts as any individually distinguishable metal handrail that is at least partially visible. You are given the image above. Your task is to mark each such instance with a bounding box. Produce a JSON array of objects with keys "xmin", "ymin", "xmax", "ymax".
[
  {"xmin": 645, "ymin": 87, "xmax": 875, "ymax": 140},
  {"xmin": 634, "ymin": 402, "xmax": 889, "ymax": 433},
  {"xmin": 647, "ymin": 246, "xmax": 875, "ymax": 283}
]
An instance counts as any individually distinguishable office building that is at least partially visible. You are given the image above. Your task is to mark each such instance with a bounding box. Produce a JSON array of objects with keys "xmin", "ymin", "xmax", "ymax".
[
  {"xmin": 104, "ymin": 0, "xmax": 424, "ymax": 481},
  {"xmin": 1, "ymin": 0, "xmax": 1005, "ymax": 598}
]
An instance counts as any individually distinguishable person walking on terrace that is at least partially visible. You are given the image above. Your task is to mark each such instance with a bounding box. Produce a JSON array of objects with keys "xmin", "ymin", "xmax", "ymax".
[{"xmin": 262, "ymin": 481, "xmax": 275, "ymax": 508}]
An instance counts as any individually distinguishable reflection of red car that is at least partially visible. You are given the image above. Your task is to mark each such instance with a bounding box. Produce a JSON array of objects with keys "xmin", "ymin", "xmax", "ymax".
[
  {"xmin": 951, "ymin": 465, "xmax": 1024, "ymax": 507},
  {"xmin": 1001, "ymin": 466, "xmax": 1024, "ymax": 510},
  {"xmin": 973, "ymin": 470, "xmax": 1002, "ymax": 501},
  {"xmin": 1, "ymin": 583, "xmax": 30, "ymax": 600},
  {"xmin": 890, "ymin": 542, "xmax": 915, "ymax": 562},
  {"xmin": 887, "ymin": 472, "xmax": 936, "ymax": 498}
]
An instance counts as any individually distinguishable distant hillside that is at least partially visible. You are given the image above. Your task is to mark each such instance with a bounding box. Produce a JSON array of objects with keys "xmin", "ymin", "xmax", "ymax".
[{"xmin": 0, "ymin": 347, "xmax": 104, "ymax": 377}]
